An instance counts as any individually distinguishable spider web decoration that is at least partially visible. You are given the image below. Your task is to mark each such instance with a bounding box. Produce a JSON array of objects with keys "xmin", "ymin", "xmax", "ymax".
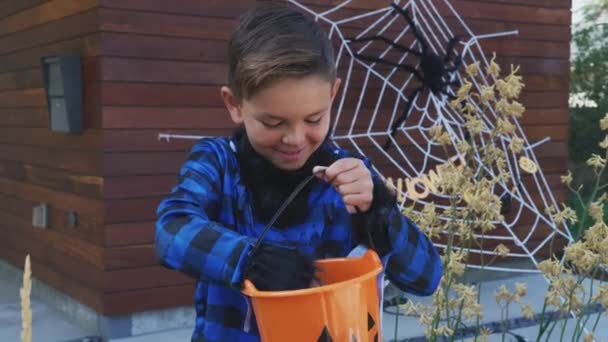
[
  {"xmin": 159, "ymin": 0, "xmax": 573, "ymax": 273},
  {"xmin": 288, "ymin": 0, "xmax": 573, "ymax": 272}
]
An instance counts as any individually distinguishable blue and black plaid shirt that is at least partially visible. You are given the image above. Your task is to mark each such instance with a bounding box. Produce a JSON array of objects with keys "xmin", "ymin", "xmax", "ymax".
[{"xmin": 156, "ymin": 137, "xmax": 442, "ymax": 341}]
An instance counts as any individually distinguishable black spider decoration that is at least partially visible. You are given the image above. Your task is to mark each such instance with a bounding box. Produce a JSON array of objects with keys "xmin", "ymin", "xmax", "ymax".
[{"xmin": 348, "ymin": 3, "xmax": 463, "ymax": 150}]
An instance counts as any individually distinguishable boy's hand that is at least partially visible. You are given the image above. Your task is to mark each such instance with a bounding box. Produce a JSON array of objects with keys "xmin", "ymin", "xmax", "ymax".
[
  {"xmin": 314, "ymin": 158, "xmax": 373, "ymax": 214},
  {"xmin": 243, "ymin": 244, "xmax": 316, "ymax": 291}
]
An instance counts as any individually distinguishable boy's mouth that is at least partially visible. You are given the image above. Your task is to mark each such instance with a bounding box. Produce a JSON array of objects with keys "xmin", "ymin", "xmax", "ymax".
[{"xmin": 276, "ymin": 148, "xmax": 305, "ymax": 162}]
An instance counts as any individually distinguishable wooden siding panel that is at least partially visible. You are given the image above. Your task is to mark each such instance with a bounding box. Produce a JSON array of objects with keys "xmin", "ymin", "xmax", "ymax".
[
  {"xmin": 99, "ymin": 0, "xmax": 254, "ymax": 19},
  {"xmin": 98, "ymin": 57, "xmax": 567, "ymax": 85},
  {"xmin": 0, "ymin": 34, "xmax": 101, "ymax": 73},
  {"xmin": 100, "ymin": 57, "xmax": 228, "ymax": 84},
  {"xmin": 450, "ymin": 1, "xmax": 570, "ymax": 24},
  {"xmin": 105, "ymin": 221, "xmax": 155, "ymax": 247},
  {"xmin": 296, "ymin": 1, "xmax": 570, "ymax": 25},
  {"xmin": 0, "ymin": 127, "xmax": 102, "ymax": 150},
  {"xmin": 105, "ymin": 197, "xmax": 161, "ymax": 223},
  {"xmin": 0, "ymin": 191, "xmax": 104, "ymax": 244},
  {"xmin": 0, "ymin": 209, "xmax": 105, "ymax": 294},
  {"xmin": 98, "ymin": 7, "xmax": 571, "ymax": 44},
  {"xmin": 100, "ymin": 32, "xmax": 228, "ymax": 62},
  {"xmin": 105, "ymin": 244, "xmax": 156, "ymax": 270},
  {"xmin": 103, "ymin": 284, "xmax": 194, "ymax": 315},
  {"xmin": 98, "ymin": 8, "xmax": 236, "ymax": 41},
  {"xmin": 98, "ymin": 0, "xmax": 570, "ymax": 18},
  {"xmin": 0, "ymin": 0, "xmax": 103, "ymax": 316},
  {"xmin": 0, "ymin": 176, "xmax": 103, "ymax": 216},
  {"xmin": 0, "ymin": 108, "xmax": 48, "ymax": 127},
  {"xmin": 105, "ymin": 266, "xmax": 191, "ymax": 292},
  {"xmin": 0, "ymin": 68, "xmax": 43, "ymax": 91},
  {"xmin": 100, "ymin": 82, "xmax": 566, "ymax": 109},
  {"xmin": 0, "ymin": 144, "xmax": 102, "ymax": 175},
  {"xmin": 100, "ymin": 106, "xmax": 567, "ymax": 131},
  {"xmin": 100, "ymin": 83, "xmax": 221, "ymax": 107},
  {"xmin": 102, "ymin": 106, "xmax": 233, "ymax": 128},
  {"xmin": 0, "ymin": 0, "xmax": 47, "ymax": 19},
  {"xmin": 104, "ymin": 152, "xmax": 185, "ymax": 176},
  {"xmin": 0, "ymin": 160, "xmax": 103, "ymax": 199},
  {"xmin": 0, "ymin": 9, "xmax": 98, "ymax": 55},
  {"xmin": 0, "ymin": 0, "xmax": 97, "ymax": 37},
  {"xmin": 99, "ymin": 31, "xmax": 569, "ymax": 62},
  {"xmin": 105, "ymin": 175, "xmax": 174, "ymax": 199}
]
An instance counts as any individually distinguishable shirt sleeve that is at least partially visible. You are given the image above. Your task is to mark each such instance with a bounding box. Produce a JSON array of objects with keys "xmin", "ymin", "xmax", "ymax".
[
  {"xmin": 383, "ymin": 211, "xmax": 443, "ymax": 296},
  {"xmin": 155, "ymin": 139, "xmax": 254, "ymax": 289}
]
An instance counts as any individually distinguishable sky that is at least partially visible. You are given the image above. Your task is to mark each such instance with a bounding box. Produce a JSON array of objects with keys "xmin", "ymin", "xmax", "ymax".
[{"xmin": 572, "ymin": 0, "xmax": 592, "ymax": 23}]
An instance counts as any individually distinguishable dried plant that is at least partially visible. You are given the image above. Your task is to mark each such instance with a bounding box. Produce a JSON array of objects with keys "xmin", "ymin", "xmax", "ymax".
[
  {"xmin": 388, "ymin": 54, "xmax": 608, "ymax": 341},
  {"xmin": 21, "ymin": 254, "xmax": 32, "ymax": 342}
]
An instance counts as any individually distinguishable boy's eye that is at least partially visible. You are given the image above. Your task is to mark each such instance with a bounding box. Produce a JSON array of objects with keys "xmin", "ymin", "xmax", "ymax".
[
  {"xmin": 260, "ymin": 120, "xmax": 282, "ymax": 128},
  {"xmin": 306, "ymin": 115, "xmax": 324, "ymax": 124}
]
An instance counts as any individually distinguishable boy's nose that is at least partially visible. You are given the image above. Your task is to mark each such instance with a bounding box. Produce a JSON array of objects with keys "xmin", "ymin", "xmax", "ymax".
[{"xmin": 281, "ymin": 127, "xmax": 306, "ymax": 146}]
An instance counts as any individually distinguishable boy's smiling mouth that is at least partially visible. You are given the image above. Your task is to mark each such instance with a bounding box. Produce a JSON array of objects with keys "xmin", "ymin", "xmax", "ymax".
[{"xmin": 275, "ymin": 148, "xmax": 305, "ymax": 162}]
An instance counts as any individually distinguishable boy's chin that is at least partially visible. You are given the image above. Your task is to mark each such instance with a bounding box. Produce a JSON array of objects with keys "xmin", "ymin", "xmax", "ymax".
[
  {"xmin": 269, "ymin": 151, "xmax": 314, "ymax": 171},
  {"xmin": 271, "ymin": 158, "xmax": 307, "ymax": 171}
]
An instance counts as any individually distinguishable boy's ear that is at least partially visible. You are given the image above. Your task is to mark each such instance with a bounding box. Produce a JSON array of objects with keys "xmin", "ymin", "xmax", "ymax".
[
  {"xmin": 221, "ymin": 86, "xmax": 244, "ymax": 124},
  {"xmin": 330, "ymin": 78, "xmax": 342, "ymax": 101}
]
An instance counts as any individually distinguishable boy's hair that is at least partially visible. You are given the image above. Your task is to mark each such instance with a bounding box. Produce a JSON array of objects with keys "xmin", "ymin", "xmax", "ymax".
[{"xmin": 228, "ymin": 3, "xmax": 336, "ymax": 101}]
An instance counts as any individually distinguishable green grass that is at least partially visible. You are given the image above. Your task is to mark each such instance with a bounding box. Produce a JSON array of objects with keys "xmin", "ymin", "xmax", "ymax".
[
  {"xmin": 567, "ymin": 186, "xmax": 608, "ymax": 240},
  {"xmin": 567, "ymin": 106, "xmax": 608, "ymax": 240}
]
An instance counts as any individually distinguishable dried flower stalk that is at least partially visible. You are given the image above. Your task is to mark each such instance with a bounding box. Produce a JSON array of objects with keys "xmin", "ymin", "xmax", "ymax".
[{"xmin": 21, "ymin": 254, "xmax": 32, "ymax": 342}]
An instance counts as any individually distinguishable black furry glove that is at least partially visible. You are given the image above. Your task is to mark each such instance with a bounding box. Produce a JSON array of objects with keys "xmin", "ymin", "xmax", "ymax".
[
  {"xmin": 243, "ymin": 244, "xmax": 316, "ymax": 291},
  {"xmin": 351, "ymin": 176, "xmax": 395, "ymax": 257}
]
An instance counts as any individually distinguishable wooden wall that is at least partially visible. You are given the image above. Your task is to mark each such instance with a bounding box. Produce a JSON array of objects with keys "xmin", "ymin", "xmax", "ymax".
[
  {"xmin": 0, "ymin": 0, "xmax": 571, "ymax": 316},
  {"xmin": 97, "ymin": 0, "xmax": 256, "ymax": 315},
  {"xmin": 0, "ymin": 0, "xmax": 105, "ymax": 312}
]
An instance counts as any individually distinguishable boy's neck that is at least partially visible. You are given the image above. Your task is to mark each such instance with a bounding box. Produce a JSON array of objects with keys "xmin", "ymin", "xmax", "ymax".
[{"xmin": 233, "ymin": 128, "xmax": 337, "ymax": 228}]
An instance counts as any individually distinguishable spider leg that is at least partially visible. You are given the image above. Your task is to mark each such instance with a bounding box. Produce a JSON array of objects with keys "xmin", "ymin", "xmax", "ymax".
[
  {"xmin": 435, "ymin": 78, "xmax": 458, "ymax": 100},
  {"xmin": 443, "ymin": 37, "xmax": 460, "ymax": 64},
  {"xmin": 441, "ymin": 79, "xmax": 460, "ymax": 91},
  {"xmin": 435, "ymin": 77, "xmax": 459, "ymax": 93},
  {"xmin": 348, "ymin": 35, "xmax": 423, "ymax": 57},
  {"xmin": 383, "ymin": 86, "xmax": 424, "ymax": 150},
  {"xmin": 441, "ymin": 88, "xmax": 457, "ymax": 100},
  {"xmin": 444, "ymin": 55, "xmax": 463, "ymax": 73},
  {"xmin": 390, "ymin": 3, "xmax": 428, "ymax": 56},
  {"xmin": 353, "ymin": 53, "xmax": 425, "ymax": 82}
]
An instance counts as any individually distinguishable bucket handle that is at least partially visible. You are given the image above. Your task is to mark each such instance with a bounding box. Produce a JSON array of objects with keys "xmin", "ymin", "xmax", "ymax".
[{"xmin": 247, "ymin": 167, "xmax": 328, "ymax": 259}]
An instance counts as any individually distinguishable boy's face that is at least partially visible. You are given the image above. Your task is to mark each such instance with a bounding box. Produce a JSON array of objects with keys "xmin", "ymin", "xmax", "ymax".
[{"xmin": 222, "ymin": 75, "xmax": 341, "ymax": 171}]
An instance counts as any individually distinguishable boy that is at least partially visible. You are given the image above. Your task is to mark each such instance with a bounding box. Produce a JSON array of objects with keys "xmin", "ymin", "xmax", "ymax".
[{"xmin": 156, "ymin": 3, "xmax": 442, "ymax": 341}]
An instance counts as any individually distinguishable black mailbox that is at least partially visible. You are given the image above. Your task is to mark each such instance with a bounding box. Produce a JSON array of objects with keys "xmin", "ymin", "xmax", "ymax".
[{"xmin": 41, "ymin": 55, "xmax": 83, "ymax": 134}]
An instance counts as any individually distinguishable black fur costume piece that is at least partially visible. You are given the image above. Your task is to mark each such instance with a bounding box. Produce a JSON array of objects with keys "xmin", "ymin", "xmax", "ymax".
[
  {"xmin": 351, "ymin": 176, "xmax": 395, "ymax": 257},
  {"xmin": 234, "ymin": 129, "xmax": 396, "ymax": 290},
  {"xmin": 234, "ymin": 128, "xmax": 338, "ymax": 229}
]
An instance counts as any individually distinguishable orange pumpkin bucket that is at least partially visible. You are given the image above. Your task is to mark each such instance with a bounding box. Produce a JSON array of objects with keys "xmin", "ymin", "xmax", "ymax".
[{"xmin": 242, "ymin": 249, "xmax": 383, "ymax": 342}]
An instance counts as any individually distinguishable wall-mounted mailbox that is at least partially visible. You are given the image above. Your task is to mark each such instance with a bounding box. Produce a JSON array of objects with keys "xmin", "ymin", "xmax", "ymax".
[{"xmin": 41, "ymin": 55, "xmax": 83, "ymax": 134}]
